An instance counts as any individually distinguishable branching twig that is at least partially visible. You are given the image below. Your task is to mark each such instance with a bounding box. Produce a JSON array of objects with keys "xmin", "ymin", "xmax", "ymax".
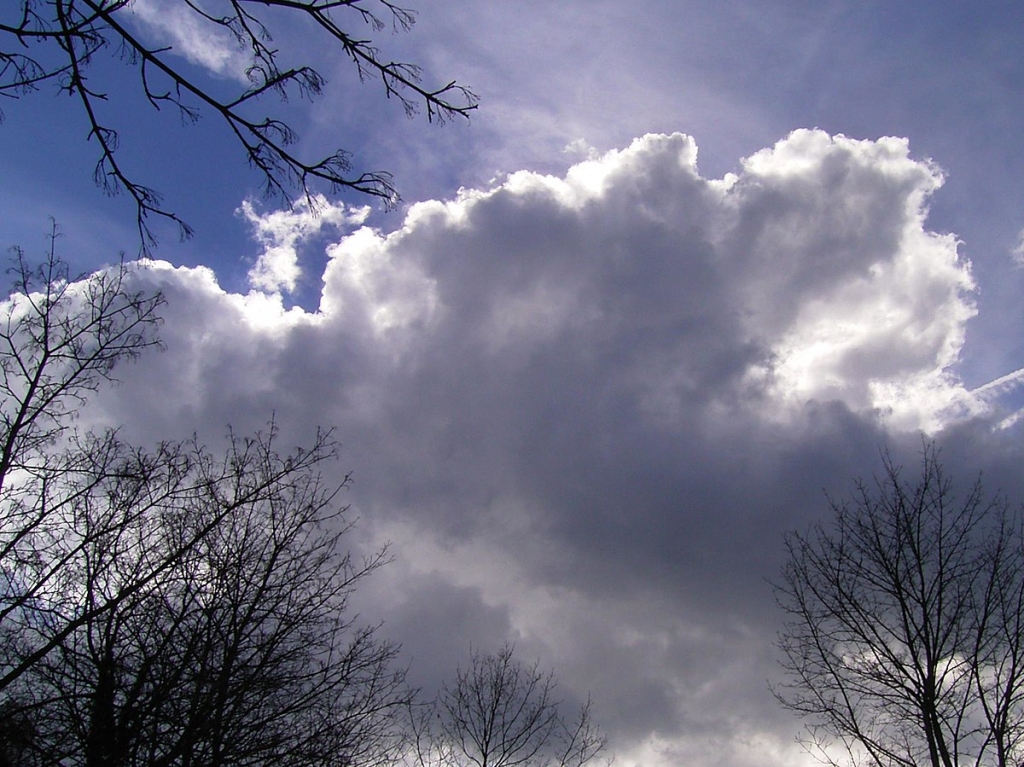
[{"xmin": 0, "ymin": 0, "xmax": 478, "ymax": 252}]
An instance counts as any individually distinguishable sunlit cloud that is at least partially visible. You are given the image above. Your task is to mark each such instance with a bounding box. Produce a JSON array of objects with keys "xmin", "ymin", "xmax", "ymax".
[
  {"xmin": 80, "ymin": 130, "xmax": 1022, "ymax": 767},
  {"xmin": 240, "ymin": 196, "xmax": 370, "ymax": 295}
]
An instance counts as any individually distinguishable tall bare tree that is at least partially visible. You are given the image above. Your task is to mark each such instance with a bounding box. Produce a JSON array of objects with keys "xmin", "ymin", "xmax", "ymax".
[
  {"xmin": 1, "ymin": 0, "xmax": 478, "ymax": 247},
  {"xmin": 413, "ymin": 645, "xmax": 608, "ymax": 767},
  {"xmin": 774, "ymin": 446, "xmax": 1024, "ymax": 767}
]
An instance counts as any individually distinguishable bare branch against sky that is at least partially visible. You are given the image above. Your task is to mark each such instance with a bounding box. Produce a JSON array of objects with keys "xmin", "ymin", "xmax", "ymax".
[{"xmin": 1, "ymin": 0, "xmax": 477, "ymax": 249}]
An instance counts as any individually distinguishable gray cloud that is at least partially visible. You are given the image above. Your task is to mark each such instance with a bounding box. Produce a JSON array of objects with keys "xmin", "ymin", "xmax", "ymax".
[{"xmin": 84, "ymin": 130, "xmax": 1024, "ymax": 767}]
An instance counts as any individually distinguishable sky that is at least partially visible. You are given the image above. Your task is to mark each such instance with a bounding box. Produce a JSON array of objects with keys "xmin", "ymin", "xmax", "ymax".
[{"xmin": 4, "ymin": 2, "xmax": 1024, "ymax": 766}]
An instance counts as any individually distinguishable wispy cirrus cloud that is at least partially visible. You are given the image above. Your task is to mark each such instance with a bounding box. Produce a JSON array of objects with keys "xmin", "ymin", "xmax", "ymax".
[{"xmin": 129, "ymin": 0, "xmax": 254, "ymax": 82}]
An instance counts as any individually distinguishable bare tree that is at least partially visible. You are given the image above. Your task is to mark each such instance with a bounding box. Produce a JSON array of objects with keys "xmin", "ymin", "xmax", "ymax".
[
  {"xmin": 1, "ymin": 0, "xmax": 478, "ymax": 248},
  {"xmin": 414, "ymin": 645, "xmax": 608, "ymax": 767},
  {"xmin": 0, "ymin": 232, "xmax": 162, "ymax": 690},
  {"xmin": 0, "ymin": 240, "xmax": 413, "ymax": 765},
  {"xmin": 20, "ymin": 428, "xmax": 410, "ymax": 767},
  {"xmin": 0, "ymin": 234, "xmax": 165, "ymax": 761},
  {"xmin": 774, "ymin": 445, "xmax": 1024, "ymax": 767}
]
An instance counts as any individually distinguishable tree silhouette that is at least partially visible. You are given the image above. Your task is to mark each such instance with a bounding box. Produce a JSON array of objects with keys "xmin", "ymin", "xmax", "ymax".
[
  {"xmin": 22, "ymin": 429, "xmax": 409, "ymax": 767},
  {"xmin": 775, "ymin": 446, "xmax": 1024, "ymax": 767},
  {"xmin": 413, "ymin": 645, "xmax": 608, "ymax": 767},
  {"xmin": 0, "ymin": 240, "xmax": 410, "ymax": 765}
]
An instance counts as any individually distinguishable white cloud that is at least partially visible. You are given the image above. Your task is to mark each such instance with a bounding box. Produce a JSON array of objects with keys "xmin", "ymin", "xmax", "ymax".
[
  {"xmin": 130, "ymin": 0, "xmax": 254, "ymax": 82},
  {"xmin": 79, "ymin": 130, "xmax": 1022, "ymax": 767},
  {"xmin": 717, "ymin": 132, "xmax": 977, "ymax": 426},
  {"xmin": 563, "ymin": 138, "xmax": 601, "ymax": 161},
  {"xmin": 296, "ymin": 130, "xmax": 975, "ymax": 431},
  {"xmin": 1013, "ymin": 229, "xmax": 1024, "ymax": 266},
  {"xmin": 240, "ymin": 196, "xmax": 370, "ymax": 295}
]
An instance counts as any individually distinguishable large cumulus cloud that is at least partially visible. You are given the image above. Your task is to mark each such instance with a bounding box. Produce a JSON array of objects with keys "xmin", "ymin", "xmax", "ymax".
[{"xmin": 82, "ymin": 130, "xmax": 1021, "ymax": 767}]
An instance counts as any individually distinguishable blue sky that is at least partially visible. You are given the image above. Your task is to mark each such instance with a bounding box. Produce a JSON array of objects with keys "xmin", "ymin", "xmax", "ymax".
[
  {"xmin": 5, "ymin": 2, "xmax": 1024, "ymax": 766},
  {"xmin": 6, "ymin": 2, "xmax": 1024, "ymax": 381}
]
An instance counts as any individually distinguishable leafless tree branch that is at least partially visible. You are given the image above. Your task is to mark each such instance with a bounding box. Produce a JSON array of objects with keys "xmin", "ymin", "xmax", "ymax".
[{"xmin": 0, "ymin": 0, "xmax": 477, "ymax": 252}]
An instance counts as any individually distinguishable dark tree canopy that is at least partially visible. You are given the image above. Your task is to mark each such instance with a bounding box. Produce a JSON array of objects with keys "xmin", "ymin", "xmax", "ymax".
[
  {"xmin": 774, "ymin": 446, "xmax": 1024, "ymax": 767},
  {"xmin": 0, "ymin": 0, "xmax": 478, "ymax": 248}
]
